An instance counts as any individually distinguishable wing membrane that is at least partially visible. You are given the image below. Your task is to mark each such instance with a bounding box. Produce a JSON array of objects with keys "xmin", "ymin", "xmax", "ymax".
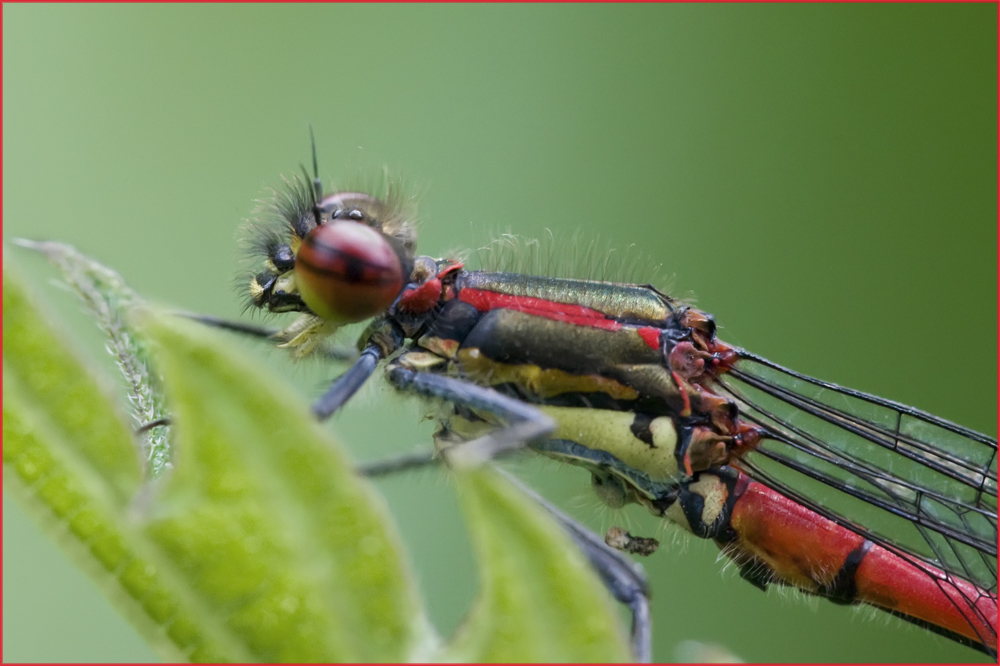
[{"xmin": 712, "ymin": 351, "xmax": 997, "ymax": 603}]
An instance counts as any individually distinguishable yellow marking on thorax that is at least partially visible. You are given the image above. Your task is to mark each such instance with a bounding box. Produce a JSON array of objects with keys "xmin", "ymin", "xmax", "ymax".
[{"xmin": 456, "ymin": 348, "xmax": 639, "ymax": 400}]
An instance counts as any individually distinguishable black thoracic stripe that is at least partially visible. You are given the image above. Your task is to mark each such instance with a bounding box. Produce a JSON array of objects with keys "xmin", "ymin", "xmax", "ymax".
[
  {"xmin": 822, "ymin": 539, "xmax": 873, "ymax": 605},
  {"xmin": 425, "ymin": 299, "xmax": 481, "ymax": 342},
  {"xmin": 461, "ymin": 309, "xmax": 606, "ymax": 373},
  {"xmin": 462, "ymin": 309, "xmax": 661, "ymax": 375},
  {"xmin": 630, "ymin": 413, "xmax": 655, "ymax": 447}
]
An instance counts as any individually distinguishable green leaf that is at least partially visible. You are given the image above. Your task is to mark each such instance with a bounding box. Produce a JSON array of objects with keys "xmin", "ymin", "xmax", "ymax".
[
  {"xmin": 137, "ymin": 312, "xmax": 428, "ymax": 662},
  {"xmin": 3, "ymin": 378, "xmax": 192, "ymax": 661},
  {"xmin": 444, "ymin": 468, "xmax": 633, "ymax": 662},
  {"xmin": 3, "ymin": 263, "xmax": 142, "ymax": 503},
  {"xmin": 13, "ymin": 239, "xmax": 171, "ymax": 478},
  {"xmin": 4, "ymin": 264, "xmax": 193, "ymax": 661}
]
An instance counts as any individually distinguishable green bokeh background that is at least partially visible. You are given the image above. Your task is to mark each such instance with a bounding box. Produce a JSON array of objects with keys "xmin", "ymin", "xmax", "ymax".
[{"xmin": 3, "ymin": 4, "xmax": 996, "ymax": 662}]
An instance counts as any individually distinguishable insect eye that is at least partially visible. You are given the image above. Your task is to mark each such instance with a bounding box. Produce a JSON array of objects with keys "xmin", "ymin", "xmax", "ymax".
[
  {"xmin": 349, "ymin": 209, "xmax": 364, "ymax": 220},
  {"xmin": 295, "ymin": 221, "xmax": 404, "ymax": 323},
  {"xmin": 331, "ymin": 208, "xmax": 344, "ymax": 219}
]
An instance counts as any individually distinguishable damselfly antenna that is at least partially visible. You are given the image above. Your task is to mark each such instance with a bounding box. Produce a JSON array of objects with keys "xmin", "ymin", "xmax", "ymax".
[{"xmin": 308, "ymin": 124, "xmax": 323, "ymax": 226}]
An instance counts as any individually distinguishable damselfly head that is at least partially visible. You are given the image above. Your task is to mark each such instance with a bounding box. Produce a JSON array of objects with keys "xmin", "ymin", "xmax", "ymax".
[{"xmin": 243, "ymin": 173, "xmax": 418, "ymax": 326}]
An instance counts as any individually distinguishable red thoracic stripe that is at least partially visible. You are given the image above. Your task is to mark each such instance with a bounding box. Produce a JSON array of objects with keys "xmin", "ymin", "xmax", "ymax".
[
  {"xmin": 637, "ymin": 327, "xmax": 661, "ymax": 351},
  {"xmin": 459, "ymin": 288, "xmax": 624, "ymax": 330},
  {"xmin": 457, "ymin": 289, "xmax": 665, "ymax": 351}
]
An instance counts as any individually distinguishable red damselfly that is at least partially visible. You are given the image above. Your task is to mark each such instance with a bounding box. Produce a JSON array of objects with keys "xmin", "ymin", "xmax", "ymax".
[{"xmin": 190, "ymin": 142, "xmax": 998, "ymax": 661}]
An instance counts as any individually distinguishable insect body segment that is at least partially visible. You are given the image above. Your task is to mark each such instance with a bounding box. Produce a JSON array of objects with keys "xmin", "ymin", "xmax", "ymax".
[{"xmin": 237, "ymin": 171, "xmax": 997, "ymax": 658}]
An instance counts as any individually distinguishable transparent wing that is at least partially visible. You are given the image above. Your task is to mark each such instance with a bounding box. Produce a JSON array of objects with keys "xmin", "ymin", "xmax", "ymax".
[{"xmin": 712, "ymin": 350, "xmax": 997, "ymax": 648}]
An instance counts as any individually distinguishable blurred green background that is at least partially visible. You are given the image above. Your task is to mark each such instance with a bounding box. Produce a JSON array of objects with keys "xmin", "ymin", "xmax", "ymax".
[{"xmin": 4, "ymin": 4, "xmax": 996, "ymax": 662}]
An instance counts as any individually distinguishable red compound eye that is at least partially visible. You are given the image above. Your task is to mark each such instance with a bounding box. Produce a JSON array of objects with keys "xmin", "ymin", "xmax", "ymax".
[{"xmin": 295, "ymin": 221, "xmax": 404, "ymax": 323}]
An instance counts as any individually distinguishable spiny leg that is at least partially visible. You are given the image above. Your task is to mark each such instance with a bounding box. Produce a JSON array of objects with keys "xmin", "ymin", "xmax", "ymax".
[
  {"xmin": 176, "ymin": 311, "xmax": 359, "ymax": 362},
  {"xmin": 356, "ymin": 450, "xmax": 653, "ymax": 662},
  {"xmin": 178, "ymin": 310, "xmax": 378, "ymax": 418},
  {"xmin": 386, "ymin": 365, "xmax": 556, "ymax": 468},
  {"xmin": 173, "ymin": 312, "xmax": 280, "ymax": 339},
  {"xmin": 495, "ymin": 469, "xmax": 652, "ymax": 662},
  {"xmin": 136, "ymin": 312, "xmax": 375, "ymax": 431},
  {"xmin": 357, "ymin": 450, "xmax": 439, "ymax": 477},
  {"xmin": 312, "ymin": 345, "xmax": 383, "ymax": 420},
  {"xmin": 356, "ymin": 439, "xmax": 535, "ymax": 478}
]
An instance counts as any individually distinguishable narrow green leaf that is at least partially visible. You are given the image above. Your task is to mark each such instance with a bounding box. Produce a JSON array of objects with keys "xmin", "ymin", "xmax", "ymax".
[
  {"xmin": 445, "ymin": 468, "xmax": 633, "ymax": 662},
  {"xmin": 4, "ymin": 379, "xmax": 197, "ymax": 661},
  {"xmin": 15, "ymin": 239, "xmax": 171, "ymax": 478},
  {"xmin": 3, "ymin": 265, "xmax": 205, "ymax": 662},
  {"xmin": 138, "ymin": 312, "xmax": 429, "ymax": 662},
  {"xmin": 3, "ymin": 264, "xmax": 143, "ymax": 503}
]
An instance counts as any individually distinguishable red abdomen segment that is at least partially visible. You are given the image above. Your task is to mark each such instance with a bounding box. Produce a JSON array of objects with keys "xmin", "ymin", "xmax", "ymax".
[
  {"xmin": 731, "ymin": 479, "xmax": 996, "ymax": 651},
  {"xmin": 670, "ymin": 469, "xmax": 997, "ymax": 652}
]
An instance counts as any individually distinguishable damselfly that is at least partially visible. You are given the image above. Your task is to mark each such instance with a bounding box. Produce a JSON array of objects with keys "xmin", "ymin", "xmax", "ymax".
[{"xmin": 193, "ymin": 143, "xmax": 998, "ymax": 661}]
